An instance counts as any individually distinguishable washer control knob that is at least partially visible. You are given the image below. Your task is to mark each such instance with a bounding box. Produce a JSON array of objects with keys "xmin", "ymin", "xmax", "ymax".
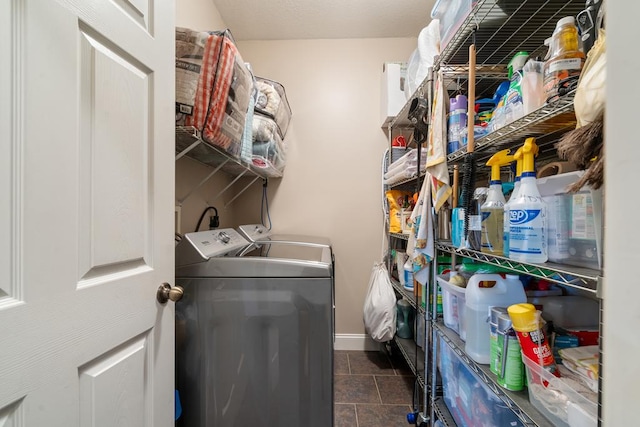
[{"xmin": 218, "ymin": 231, "xmax": 231, "ymax": 243}]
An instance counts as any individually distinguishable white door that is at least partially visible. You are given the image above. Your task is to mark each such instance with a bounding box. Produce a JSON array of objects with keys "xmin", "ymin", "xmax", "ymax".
[{"xmin": 0, "ymin": 0, "xmax": 175, "ymax": 425}]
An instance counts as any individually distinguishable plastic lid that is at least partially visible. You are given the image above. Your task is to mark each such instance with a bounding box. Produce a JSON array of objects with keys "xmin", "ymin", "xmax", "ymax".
[
  {"xmin": 450, "ymin": 95, "xmax": 468, "ymax": 111},
  {"xmin": 556, "ymin": 16, "xmax": 576, "ymax": 29},
  {"xmin": 507, "ymin": 303, "xmax": 540, "ymax": 332}
]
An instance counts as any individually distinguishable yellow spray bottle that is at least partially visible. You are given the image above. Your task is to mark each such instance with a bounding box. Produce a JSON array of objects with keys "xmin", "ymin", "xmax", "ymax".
[
  {"xmin": 503, "ymin": 146, "xmax": 525, "ymax": 257},
  {"xmin": 508, "ymin": 138, "xmax": 547, "ymax": 263},
  {"xmin": 481, "ymin": 149, "xmax": 514, "ymax": 255}
]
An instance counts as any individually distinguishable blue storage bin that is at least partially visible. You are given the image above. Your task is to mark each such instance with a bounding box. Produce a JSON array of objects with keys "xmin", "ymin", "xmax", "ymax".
[{"xmin": 438, "ymin": 334, "xmax": 524, "ymax": 427}]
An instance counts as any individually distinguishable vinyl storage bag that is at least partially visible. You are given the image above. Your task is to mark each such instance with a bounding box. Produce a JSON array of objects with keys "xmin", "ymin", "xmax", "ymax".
[
  {"xmin": 175, "ymin": 28, "xmax": 253, "ymax": 157},
  {"xmin": 363, "ymin": 262, "xmax": 397, "ymax": 342}
]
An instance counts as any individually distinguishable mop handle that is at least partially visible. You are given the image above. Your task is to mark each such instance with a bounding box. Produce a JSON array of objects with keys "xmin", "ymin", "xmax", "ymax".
[{"xmin": 467, "ymin": 44, "xmax": 476, "ymax": 153}]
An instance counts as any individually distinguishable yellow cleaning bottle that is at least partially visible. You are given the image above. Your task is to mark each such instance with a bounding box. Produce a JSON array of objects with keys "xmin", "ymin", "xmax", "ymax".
[
  {"xmin": 503, "ymin": 146, "xmax": 524, "ymax": 257},
  {"xmin": 508, "ymin": 138, "xmax": 547, "ymax": 263},
  {"xmin": 481, "ymin": 149, "xmax": 514, "ymax": 255}
]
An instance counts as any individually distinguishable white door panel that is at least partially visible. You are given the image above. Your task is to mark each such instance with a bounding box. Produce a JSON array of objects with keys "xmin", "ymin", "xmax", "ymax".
[{"xmin": 0, "ymin": 0, "xmax": 175, "ymax": 425}]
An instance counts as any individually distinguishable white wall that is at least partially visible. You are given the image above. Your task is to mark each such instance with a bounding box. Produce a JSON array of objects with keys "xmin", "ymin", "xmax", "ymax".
[{"xmin": 235, "ymin": 38, "xmax": 416, "ymax": 336}]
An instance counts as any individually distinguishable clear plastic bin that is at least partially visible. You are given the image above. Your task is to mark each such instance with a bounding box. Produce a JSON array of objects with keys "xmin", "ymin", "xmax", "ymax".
[
  {"xmin": 438, "ymin": 334, "xmax": 524, "ymax": 427},
  {"xmin": 437, "ymin": 273, "xmax": 467, "ymax": 340},
  {"xmin": 431, "ymin": 0, "xmax": 475, "ymax": 51},
  {"xmin": 522, "ymin": 354, "xmax": 597, "ymax": 427},
  {"xmin": 254, "ymin": 77, "xmax": 292, "ymax": 138}
]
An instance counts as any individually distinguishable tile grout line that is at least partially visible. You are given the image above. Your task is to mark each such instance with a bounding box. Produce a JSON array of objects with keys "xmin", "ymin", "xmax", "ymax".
[
  {"xmin": 373, "ymin": 374, "xmax": 383, "ymax": 405},
  {"xmin": 354, "ymin": 403, "xmax": 360, "ymax": 427}
]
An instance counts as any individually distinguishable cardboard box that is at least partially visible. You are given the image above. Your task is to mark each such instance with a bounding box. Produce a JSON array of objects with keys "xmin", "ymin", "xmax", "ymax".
[{"xmin": 381, "ymin": 62, "xmax": 407, "ymax": 126}]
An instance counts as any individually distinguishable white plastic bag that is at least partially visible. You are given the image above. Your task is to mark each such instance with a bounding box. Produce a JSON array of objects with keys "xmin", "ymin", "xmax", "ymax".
[{"xmin": 363, "ymin": 262, "xmax": 397, "ymax": 342}]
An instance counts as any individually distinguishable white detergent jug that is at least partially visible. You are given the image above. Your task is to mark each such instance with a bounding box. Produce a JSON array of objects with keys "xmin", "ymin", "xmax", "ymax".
[{"xmin": 464, "ymin": 273, "xmax": 526, "ymax": 364}]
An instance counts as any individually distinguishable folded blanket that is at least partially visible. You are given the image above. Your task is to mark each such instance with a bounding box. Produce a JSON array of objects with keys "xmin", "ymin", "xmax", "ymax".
[
  {"xmin": 252, "ymin": 115, "xmax": 278, "ymax": 143},
  {"xmin": 255, "ymin": 80, "xmax": 282, "ymax": 117},
  {"xmin": 254, "ymin": 77, "xmax": 292, "ymax": 138},
  {"xmin": 175, "ymin": 28, "xmax": 252, "ymax": 156}
]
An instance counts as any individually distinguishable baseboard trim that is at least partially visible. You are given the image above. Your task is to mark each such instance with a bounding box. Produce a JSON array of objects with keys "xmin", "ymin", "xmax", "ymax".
[{"xmin": 334, "ymin": 334, "xmax": 380, "ymax": 351}]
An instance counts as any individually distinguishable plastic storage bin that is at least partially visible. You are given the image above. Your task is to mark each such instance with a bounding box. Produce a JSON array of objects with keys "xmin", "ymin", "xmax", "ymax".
[
  {"xmin": 522, "ymin": 354, "xmax": 597, "ymax": 427},
  {"xmin": 537, "ymin": 171, "xmax": 603, "ymax": 270},
  {"xmin": 251, "ymin": 115, "xmax": 286, "ymax": 176},
  {"xmin": 431, "ymin": 0, "xmax": 475, "ymax": 51},
  {"xmin": 438, "ymin": 334, "xmax": 524, "ymax": 427},
  {"xmin": 437, "ymin": 273, "xmax": 467, "ymax": 340},
  {"xmin": 254, "ymin": 77, "xmax": 292, "ymax": 139}
]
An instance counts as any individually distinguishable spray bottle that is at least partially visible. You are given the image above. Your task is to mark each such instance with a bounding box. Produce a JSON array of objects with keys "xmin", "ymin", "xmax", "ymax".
[
  {"xmin": 481, "ymin": 149, "xmax": 514, "ymax": 255},
  {"xmin": 508, "ymin": 138, "xmax": 548, "ymax": 263},
  {"xmin": 503, "ymin": 147, "xmax": 524, "ymax": 257}
]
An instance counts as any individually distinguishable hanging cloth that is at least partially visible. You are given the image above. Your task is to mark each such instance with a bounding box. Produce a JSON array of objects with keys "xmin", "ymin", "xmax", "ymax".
[
  {"xmin": 425, "ymin": 70, "xmax": 452, "ymax": 211},
  {"xmin": 407, "ymin": 174, "xmax": 434, "ymax": 286}
]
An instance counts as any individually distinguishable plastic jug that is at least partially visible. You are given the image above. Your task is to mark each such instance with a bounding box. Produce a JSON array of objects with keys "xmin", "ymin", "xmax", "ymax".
[
  {"xmin": 396, "ymin": 299, "xmax": 414, "ymax": 339},
  {"xmin": 464, "ymin": 273, "xmax": 526, "ymax": 364}
]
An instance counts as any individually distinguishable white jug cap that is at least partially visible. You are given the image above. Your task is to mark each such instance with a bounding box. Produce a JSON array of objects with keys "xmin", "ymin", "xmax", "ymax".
[{"xmin": 557, "ymin": 16, "xmax": 575, "ymax": 29}]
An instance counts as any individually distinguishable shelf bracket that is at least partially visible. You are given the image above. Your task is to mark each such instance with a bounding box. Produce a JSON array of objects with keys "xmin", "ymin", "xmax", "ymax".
[
  {"xmin": 224, "ymin": 176, "xmax": 261, "ymax": 208},
  {"xmin": 175, "ymin": 138, "xmax": 202, "ymax": 161},
  {"xmin": 209, "ymin": 169, "xmax": 249, "ymax": 204},
  {"xmin": 177, "ymin": 159, "xmax": 229, "ymax": 206}
]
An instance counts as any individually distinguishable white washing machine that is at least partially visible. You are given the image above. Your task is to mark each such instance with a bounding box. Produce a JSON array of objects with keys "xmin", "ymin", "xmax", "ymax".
[{"xmin": 175, "ymin": 228, "xmax": 334, "ymax": 427}]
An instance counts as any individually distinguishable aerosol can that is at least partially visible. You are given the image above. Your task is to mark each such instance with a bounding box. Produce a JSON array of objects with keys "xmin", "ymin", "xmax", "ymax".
[
  {"xmin": 481, "ymin": 150, "xmax": 514, "ymax": 255},
  {"xmin": 509, "ymin": 138, "xmax": 548, "ymax": 263}
]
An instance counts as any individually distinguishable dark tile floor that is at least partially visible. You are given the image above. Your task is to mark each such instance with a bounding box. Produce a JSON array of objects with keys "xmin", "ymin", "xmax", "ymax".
[{"xmin": 334, "ymin": 350, "xmax": 416, "ymax": 427}]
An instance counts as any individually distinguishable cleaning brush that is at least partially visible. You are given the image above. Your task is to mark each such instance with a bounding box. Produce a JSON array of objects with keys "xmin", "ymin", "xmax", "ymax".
[{"xmin": 461, "ymin": 153, "xmax": 476, "ymax": 241}]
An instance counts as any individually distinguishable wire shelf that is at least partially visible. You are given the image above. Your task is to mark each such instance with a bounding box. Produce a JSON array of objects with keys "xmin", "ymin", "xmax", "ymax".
[
  {"xmin": 433, "ymin": 398, "xmax": 457, "ymax": 427},
  {"xmin": 435, "ymin": 0, "xmax": 586, "ymax": 69},
  {"xmin": 176, "ymin": 126, "xmax": 283, "ymax": 179},
  {"xmin": 446, "ymin": 91, "xmax": 576, "ymax": 164},
  {"xmin": 435, "ymin": 322, "xmax": 555, "ymax": 427},
  {"xmin": 387, "ymin": 173, "xmax": 423, "ymax": 189},
  {"xmin": 385, "ymin": 74, "xmax": 434, "ymax": 131},
  {"xmin": 394, "ymin": 336, "xmax": 426, "ymax": 391},
  {"xmin": 390, "ymin": 233, "xmax": 410, "ymax": 241},
  {"xmin": 435, "ymin": 241, "xmax": 601, "ymax": 295},
  {"xmin": 391, "ymin": 277, "xmax": 425, "ymax": 316}
]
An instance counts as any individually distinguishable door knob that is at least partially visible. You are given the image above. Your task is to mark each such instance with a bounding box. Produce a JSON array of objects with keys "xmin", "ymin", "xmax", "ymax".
[{"xmin": 157, "ymin": 283, "xmax": 184, "ymax": 304}]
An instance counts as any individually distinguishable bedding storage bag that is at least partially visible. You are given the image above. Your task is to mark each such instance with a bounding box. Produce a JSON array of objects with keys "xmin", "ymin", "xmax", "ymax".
[{"xmin": 176, "ymin": 28, "xmax": 253, "ymax": 157}]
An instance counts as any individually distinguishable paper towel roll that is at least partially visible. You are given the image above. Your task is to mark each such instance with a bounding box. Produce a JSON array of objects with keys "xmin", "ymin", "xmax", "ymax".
[{"xmin": 537, "ymin": 161, "xmax": 577, "ymax": 178}]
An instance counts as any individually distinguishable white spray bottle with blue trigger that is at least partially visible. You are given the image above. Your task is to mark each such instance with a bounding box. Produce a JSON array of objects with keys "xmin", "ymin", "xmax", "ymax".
[
  {"xmin": 503, "ymin": 146, "xmax": 524, "ymax": 257},
  {"xmin": 508, "ymin": 138, "xmax": 548, "ymax": 263}
]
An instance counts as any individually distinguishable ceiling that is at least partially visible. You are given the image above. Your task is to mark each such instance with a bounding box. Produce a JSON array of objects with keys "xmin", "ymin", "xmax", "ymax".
[{"xmin": 212, "ymin": 0, "xmax": 436, "ymax": 41}]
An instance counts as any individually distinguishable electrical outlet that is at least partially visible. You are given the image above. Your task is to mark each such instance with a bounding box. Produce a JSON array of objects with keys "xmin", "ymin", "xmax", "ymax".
[{"xmin": 175, "ymin": 205, "xmax": 182, "ymax": 234}]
